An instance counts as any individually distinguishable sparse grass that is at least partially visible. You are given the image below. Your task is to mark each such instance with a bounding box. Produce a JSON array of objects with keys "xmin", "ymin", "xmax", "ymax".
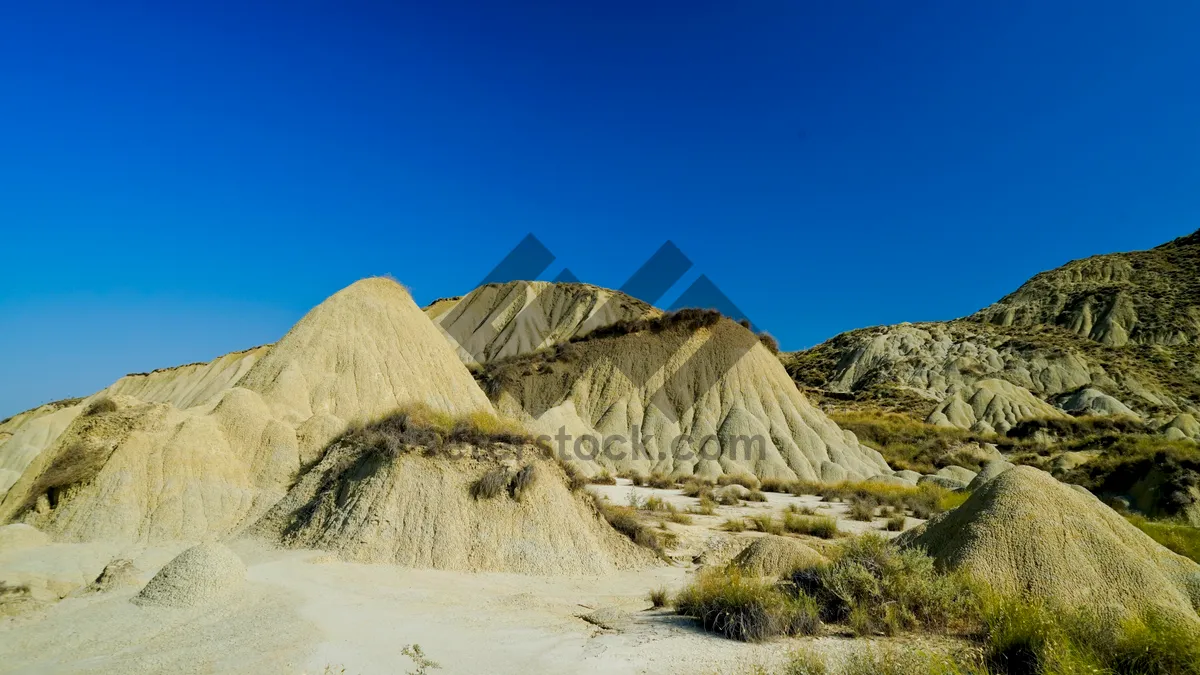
[
  {"xmin": 82, "ymin": 397, "xmax": 118, "ymax": 416},
  {"xmin": 783, "ymin": 514, "xmax": 839, "ymax": 539},
  {"xmin": 690, "ymin": 496, "xmax": 718, "ymax": 515},
  {"xmin": 721, "ymin": 518, "xmax": 747, "ymax": 532},
  {"xmin": 790, "ymin": 535, "xmax": 979, "ymax": 637},
  {"xmin": 748, "ymin": 514, "xmax": 784, "ymax": 535},
  {"xmin": 400, "ymin": 644, "xmax": 440, "ymax": 674},
  {"xmin": 589, "ymin": 470, "xmax": 617, "ymax": 485},
  {"xmin": 745, "ymin": 489, "xmax": 768, "ymax": 503},
  {"xmin": 680, "ymin": 478, "xmax": 715, "ymax": 501},
  {"xmin": 510, "ymin": 464, "xmax": 536, "ymax": 501},
  {"xmin": 344, "ymin": 404, "xmax": 540, "ymax": 456},
  {"xmin": 716, "ymin": 489, "xmax": 743, "ymax": 506},
  {"xmin": 785, "ymin": 504, "xmax": 818, "ymax": 516},
  {"xmin": 668, "ymin": 511, "xmax": 693, "ymax": 525},
  {"xmin": 596, "ymin": 500, "xmax": 676, "ymax": 557},
  {"xmin": 760, "ymin": 478, "xmax": 795, "ymax": 493},
  {"xmin": 846, "ymin": 498, "xmax": 876, "ymax": 522},
  {"xmin": 560, "ymin": 462, "xmax": 587, "ymax": 492},
  {"xmin": 470, "ymin": 468, "xmax": 510, "ymax": 500},
  {"xmin": 718, "ymin": 473, "xmax": 761, "ymax": 490},
  {"xmin": 647, "ymin": 473, "xmax": 675, "ymax": 489},
  {"xmin": 829, "ymin": 410, "xmax": 994, "ymax": 474},
  {"xmin": 673, "ymin": 568, "xmax": 820, "ymax": 642},
  {"xmin": 1125, "ymin": 514, "xmax": 1200, "ymax": 563},
  {"xmin": 642, "ymin": 495, "xmax": 669, "ymax": 511},
  {"xmin": 648, "ymin": 587, "xmax": 670, "ymax": 608},
  {"xmin": 628, "ymin": 472, "xmax": 648, "ymax": 487}
]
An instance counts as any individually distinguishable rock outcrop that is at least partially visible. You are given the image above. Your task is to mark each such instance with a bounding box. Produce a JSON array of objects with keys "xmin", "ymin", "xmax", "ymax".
[
  {"xmin": 972, "ymin": 229, "xmax": 1200, "ymax": 347},
  {"xmin": 426, "ymin": 281, "xmax": 658, "ymax": 366}
]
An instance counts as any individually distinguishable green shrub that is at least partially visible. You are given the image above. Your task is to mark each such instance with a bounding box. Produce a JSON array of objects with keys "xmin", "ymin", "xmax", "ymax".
[
  {"xmin": 790, "ymin": 535, "xmax": 977, "ymax": 636},
  {"xmin": 680, "ymin": 478, "xmax": 713, "ymax": 498},
  {"xmin": 783, "ymin": 514, "xmax": 839, "ymax": 539},
  {"xmin": 885, "ymin": 514, "xmax": 907, "ymax": 532},
  {"xmin": 628, "ymin": 471, "xmax": 648, "ymax": 487},
  {"xmin": 673, "ymin": 568, "xmax": 820, "ymax": 642},
  {"xmin": 745, "ymin": 489, "xmax": 768, "ymax": 503},
  {"xmin": 847, "ymin": 498, "xmax": 877, "ymax": 522}
]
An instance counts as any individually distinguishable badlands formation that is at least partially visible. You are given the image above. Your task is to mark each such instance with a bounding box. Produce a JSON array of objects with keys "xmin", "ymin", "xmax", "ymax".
[{"xmin": 1, "ymin": 233, "xmax": 1198, "ymax": 674}]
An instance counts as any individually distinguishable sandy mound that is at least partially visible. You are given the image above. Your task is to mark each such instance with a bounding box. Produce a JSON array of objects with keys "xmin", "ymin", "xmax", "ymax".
[
  {"xmin": 900, "ymin": 466, "xmax": 1200, "ymax": 627},
  {"xmin": 132, "ymin": 543, "xmax": 245, "ymax": 608},
  {"xmin": 255, "ymin": 435, "xmax": 654, "ymax": 575},
  {"xmin": 732, "ymin": 536, "xmax": 826, "ymax": 578},
  {"xmin": 0, "ymin": 278, "xmax": 495, "ymax": 544},
  {"xmin": 427, "ymin": 281, "xmax": 658, "ymax": 365},
  {"xmin": 483, "ymin": 315, "xmax": 889, "ymax": 481}
]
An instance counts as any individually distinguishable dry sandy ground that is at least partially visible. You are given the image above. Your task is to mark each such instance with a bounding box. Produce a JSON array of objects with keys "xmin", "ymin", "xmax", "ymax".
[{"xmin": 0, "ymin": 481, "xmax": 924, "ymax": 675}]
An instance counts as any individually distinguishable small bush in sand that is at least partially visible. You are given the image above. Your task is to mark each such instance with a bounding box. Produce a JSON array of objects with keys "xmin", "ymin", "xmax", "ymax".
[
  {"xmin": 648, "ymin": 587, "xmax": 670, "ymax": 608},
  {"xmin": 470, "ymin": 469, "xmax": 511, "ymax": 500},
  {"xmin": 83, "ymin": 397, "xmax": 118, "ymax": 416},
  {"xmin": 745, "ymin": 489, "xmax": 768, "ymax": 503},
  {"xmin": 749, "ymin": 514, "xmax": 784, "ymax": 535},
  {"xmin": 783, "ymin": 514, "xmax": 839, "ymax": 539},
  {"xmin": 510, "ymin": 464, "xmax": 537, "ymax": 501},
  {"xmin": 718, "ymin": 474, "xmax": 760, "ymax": 490},
  {"xmin": 786, "ymin": 504, "xmax": 818, "ymax": 516},
  {"xmin": 668, "ymin": 511, "xmax": 693, "ymax": 525},
  {"xmin": 680, "ymin": 478, "xmax": 714, "ymax": 498},
  {"xmin": 628, "ymin": 472, "xmax": 648, "ymax": 487},
  {"xmin": 716, "ymin": 490, "xmax": 742, "ymax": 506},
  {"xmin": 759, "ymin": 477, "xmax": 795, "ymax": 493},
  {"xmin": 400, "ymin": 644, "xmax": 440, "ymax": 674},
  {"xmin": 721, "ymin": 518, "xmax": 747, "ymax": 532},
  {"xmin": 757, "ymin": 332, "xmax": 780, "ymax": 354},
  {"xmin": 643, "ymin": 496, "xmax": 680, "ymax": 513},
  {"xmin": 846, "ymin": 498, "xmax": 877, "ymax": 522},
  {"xmin": 885, "ymin": 514, "xmax": 907, "ymax": 532},
  {"xmin": 589, "ymin": 470, "xmax": 617, "ymax": 485},
  {"xmin": 647, "ymin": 473, "xmax": 675, "ymax": 489},
  {"xmin": 674, "ymin": 568, "xmax": 819, "ymax": 642},
  {"xmin": 690, "ymin": 497, "xmax": 718, "ymax": 516},
  {"xmin": 789, "ymin": 480, "xmax": 825, "ymax": 497}
]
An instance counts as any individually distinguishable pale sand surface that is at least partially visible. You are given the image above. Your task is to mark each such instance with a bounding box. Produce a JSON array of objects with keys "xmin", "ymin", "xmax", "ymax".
[{"xmin": 0, "ymin": 481, "xmax": 925, "ymax": 675}]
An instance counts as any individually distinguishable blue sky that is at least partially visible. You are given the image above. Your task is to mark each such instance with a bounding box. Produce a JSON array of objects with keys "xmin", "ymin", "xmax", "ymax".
[{"xmin": 2, "ymin": 1, "xmax": 1198, "ymax": 416}]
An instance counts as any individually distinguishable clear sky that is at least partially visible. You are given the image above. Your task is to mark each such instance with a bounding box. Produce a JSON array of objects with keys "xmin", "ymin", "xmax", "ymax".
[{"xmin": 2, "ymin": 1, "xmax": 1198, "ymax": 417}]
